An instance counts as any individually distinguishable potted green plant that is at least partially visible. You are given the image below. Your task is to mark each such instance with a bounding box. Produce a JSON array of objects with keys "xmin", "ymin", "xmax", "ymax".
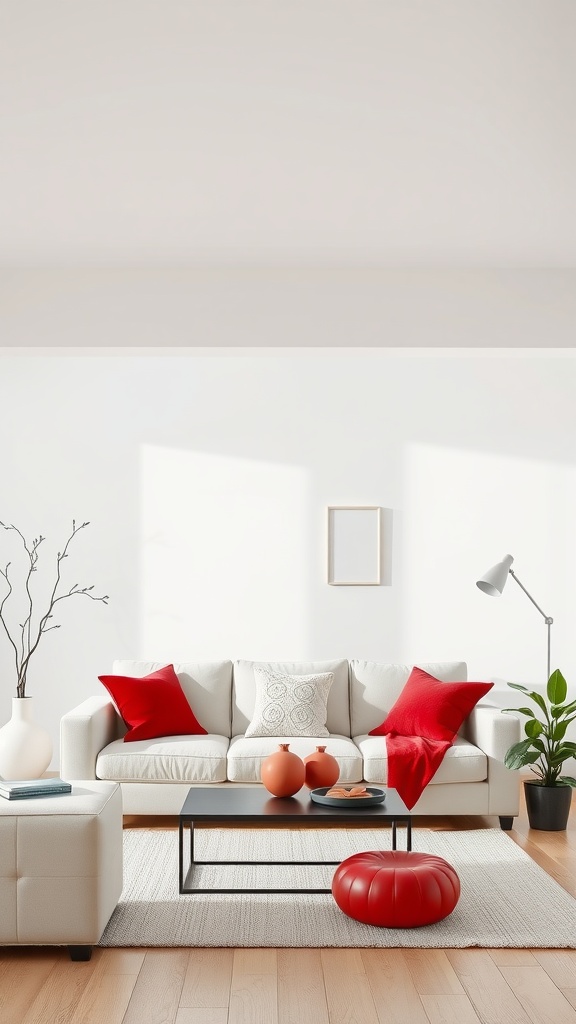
[{"xmin": 503, "ymin": 669, "xmax": 576, "ymax": 830}]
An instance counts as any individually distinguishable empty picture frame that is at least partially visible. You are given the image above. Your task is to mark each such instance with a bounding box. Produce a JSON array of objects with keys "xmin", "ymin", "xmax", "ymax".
[{"xmin": 327, "ymin": 506, "xmax": 381, "ymax": 585}]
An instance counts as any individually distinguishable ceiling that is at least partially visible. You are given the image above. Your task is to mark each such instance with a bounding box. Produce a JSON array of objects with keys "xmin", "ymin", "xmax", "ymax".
[{"xmin": 2, "ymin": 1, "xmax": 576, "ymax": 267}]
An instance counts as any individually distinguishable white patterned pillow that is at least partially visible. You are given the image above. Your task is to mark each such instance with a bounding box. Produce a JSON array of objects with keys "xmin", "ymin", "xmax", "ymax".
[{"xmin": 245, "ymin": 669, "xmax": 334, "ymax": 738}]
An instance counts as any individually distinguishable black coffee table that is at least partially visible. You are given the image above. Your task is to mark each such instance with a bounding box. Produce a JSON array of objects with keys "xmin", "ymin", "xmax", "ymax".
[{"xmin": 178, "ymin": 785, "xmax": 412, "ymax": 894}]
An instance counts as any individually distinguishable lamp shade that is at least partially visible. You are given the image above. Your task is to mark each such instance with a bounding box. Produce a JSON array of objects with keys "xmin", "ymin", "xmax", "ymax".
[{"xmin": 476, "ymin": 554, "xmax": 514, "ymax": 596}]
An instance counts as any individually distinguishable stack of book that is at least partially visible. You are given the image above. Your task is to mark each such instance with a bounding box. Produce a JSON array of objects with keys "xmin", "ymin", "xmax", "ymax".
[{"xmin": 0, "ymin": 777, "xmax": 72, "ymax": 800}]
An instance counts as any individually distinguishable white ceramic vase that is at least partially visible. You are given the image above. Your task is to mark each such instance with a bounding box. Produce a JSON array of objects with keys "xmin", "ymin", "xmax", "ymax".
[{"xmin": 0, "ymin": 697, "xmax": 53, "ymax": 780}]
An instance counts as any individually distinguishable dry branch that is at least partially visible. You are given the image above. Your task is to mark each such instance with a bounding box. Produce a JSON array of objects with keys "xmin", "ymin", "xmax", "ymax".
[{"xmin": 0, "ymin": 519, "xmax": 108, "ymax": 696}]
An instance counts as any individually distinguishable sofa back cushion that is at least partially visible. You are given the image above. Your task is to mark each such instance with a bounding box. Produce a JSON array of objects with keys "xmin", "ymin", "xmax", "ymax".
[
  {"xmin": 112, "ymin": 660, "xmax": 233, "ymax": 737},
  {"xmin": 349, "ymin": 660, "xmax": 468, "ymax": 737},
  {"xmin": 232, "ymin": 659, "xmax": 350, "ymax": 737}
]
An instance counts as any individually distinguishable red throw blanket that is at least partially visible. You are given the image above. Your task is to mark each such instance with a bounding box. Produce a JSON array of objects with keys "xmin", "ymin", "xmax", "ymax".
[{"xmin": 385, "ymin": 734, "xmax": 451, "ymax": 810}]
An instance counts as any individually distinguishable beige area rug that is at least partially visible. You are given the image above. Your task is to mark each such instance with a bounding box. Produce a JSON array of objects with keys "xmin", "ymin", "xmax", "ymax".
[{"xmin": 98, "ymin": 827, "xmax": 576, "ymax": 949}]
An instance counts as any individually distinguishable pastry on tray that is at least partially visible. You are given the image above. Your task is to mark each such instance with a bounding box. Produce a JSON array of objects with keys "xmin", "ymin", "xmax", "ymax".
[{"xmin": 325, "ymin": 786, "xmax": 370, "ymax": 799}]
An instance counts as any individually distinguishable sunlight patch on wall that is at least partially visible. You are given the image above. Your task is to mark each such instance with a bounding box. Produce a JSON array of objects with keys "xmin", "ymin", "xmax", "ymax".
[
  {"xmin": 140, "ymin": 446, "xmax": 311, "ymax": 660},
  {"xmin": 401, "ymin": 442, "xmax": 576, "ymax": 689}
]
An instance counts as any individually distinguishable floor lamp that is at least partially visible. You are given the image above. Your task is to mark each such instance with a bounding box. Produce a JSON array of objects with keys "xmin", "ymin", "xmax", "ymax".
[{"xmin": 476, "ymin": 554, "xmax": 553, "ymax": 682}]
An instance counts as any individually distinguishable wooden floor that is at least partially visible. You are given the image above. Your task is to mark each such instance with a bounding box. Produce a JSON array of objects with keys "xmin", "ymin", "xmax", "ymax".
[{"xmin": 1, "ymin": 793, "xmax": 576, "ymax": 1024}]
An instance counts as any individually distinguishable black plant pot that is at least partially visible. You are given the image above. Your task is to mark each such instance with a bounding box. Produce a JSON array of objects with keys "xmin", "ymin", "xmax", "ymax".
[{"xmin": 524, "ymin": 780, "xmax": 573, "ymax": 831}]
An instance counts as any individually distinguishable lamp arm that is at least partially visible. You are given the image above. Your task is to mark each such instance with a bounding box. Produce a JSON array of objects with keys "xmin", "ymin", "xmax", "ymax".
[
  {"xmin": 509, "ymin": 569, "xmax": 553, "ymax": 680},
  {"xmin": 509, "ymin": 570, "xmax": 553, "ymax": 625}
]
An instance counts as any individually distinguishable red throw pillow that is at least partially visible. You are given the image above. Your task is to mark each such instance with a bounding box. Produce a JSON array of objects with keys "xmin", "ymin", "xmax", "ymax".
[
  {"xmin": 98, "ymin": 664, "xmax": 207, "ymax": 742},
  {"xmin": 369, "ymin": 666, "xmax": 493, "ymax": 740}
]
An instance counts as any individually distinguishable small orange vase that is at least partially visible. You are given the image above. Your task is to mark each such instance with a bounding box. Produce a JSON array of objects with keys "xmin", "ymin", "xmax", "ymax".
[
  {"xmin": 261, "ymin": 744, "xmax": 305, "ymax": 797},
  {"xmin": 303, "ymin": 745, "xmax": 340, "ymax": 789}
]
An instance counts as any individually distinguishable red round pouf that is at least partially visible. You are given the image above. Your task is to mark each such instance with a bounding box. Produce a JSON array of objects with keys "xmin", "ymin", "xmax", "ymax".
[{"xmin": 332, "ymin": 851, "xmax": 460, "ymax": 928}]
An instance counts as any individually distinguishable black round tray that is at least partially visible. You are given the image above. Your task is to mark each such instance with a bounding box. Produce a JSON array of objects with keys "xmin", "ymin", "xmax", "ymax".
[{"xmin": 310, "ymin": 786, "xmax": 386, "ymax": 808}]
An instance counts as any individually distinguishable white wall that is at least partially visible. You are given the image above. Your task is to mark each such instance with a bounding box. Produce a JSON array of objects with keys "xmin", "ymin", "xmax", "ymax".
[
  {"xmin": 1, "ymin": 339, "xmax": 576, "ymax": 767},
  {"xmin": 3, "ymin": 0, "xmax": 576, "ymax": 780}
]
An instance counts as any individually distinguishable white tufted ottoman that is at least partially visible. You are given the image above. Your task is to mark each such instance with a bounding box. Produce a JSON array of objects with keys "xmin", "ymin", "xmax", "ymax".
[{"xmin": 0, "ymin": 780, "xmax": 122, "ymax": 960}]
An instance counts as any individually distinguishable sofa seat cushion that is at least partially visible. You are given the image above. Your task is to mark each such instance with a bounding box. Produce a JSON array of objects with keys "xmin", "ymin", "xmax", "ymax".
[
  {"xmin": 227, "ymin": 735, "xmax": 363, "ymax": 784},
  {"xmin": 356, "ymin": 736, "xmax": 487, "ymax": 786},
  {"xmin": 96, "ymin": 734, "xmax": 229, "ymax": 784}
]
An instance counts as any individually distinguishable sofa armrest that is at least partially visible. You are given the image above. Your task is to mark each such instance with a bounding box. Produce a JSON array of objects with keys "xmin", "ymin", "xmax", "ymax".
[
  {"xmin": 465, "ymin": 704, "xmax": 521, "ymax": 759},
  {"xmin": 60, "ymin": 696, "xmax": 122, "ymax": 781},
  {"xmin": 465, "ymin": 704, "xmax": 522, "ymax": 817}
]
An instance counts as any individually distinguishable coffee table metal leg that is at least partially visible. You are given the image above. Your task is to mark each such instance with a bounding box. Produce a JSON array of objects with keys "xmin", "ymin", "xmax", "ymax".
[
  {"xmin": 179, "ymin": 819, "xmax": 196, "ymax": 893},
  {"xmin": 391, "ymin": 818, "xmax": 412, "ymax": 852},
  {"xmin": 178, "ymin": 819, "xmax": 184, "ymax": 893}
]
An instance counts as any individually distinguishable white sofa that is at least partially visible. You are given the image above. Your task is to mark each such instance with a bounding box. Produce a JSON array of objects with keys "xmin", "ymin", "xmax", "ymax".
[{"xmin": 60, "ymin": 658, "xmax": 521, "ymax": 826}]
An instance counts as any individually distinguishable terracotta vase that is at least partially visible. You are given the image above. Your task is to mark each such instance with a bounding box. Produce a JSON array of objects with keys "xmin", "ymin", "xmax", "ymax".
[
  {"xmin": 261, "ymin": 743, "xmax": 305, "ymax": 797},
  {"xmin": 303, "ymin": 745, "xmax": 340, "ymax": 790}
]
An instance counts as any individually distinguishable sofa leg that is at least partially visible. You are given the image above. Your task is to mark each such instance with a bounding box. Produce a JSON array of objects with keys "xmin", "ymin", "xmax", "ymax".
[
  {"xmin": 499, "ymin": 816, "xmax": 514, "ymax": 830},
  {"xmin": 68, "ymin": 945, "xmax": 92, "ymax": 961}
]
